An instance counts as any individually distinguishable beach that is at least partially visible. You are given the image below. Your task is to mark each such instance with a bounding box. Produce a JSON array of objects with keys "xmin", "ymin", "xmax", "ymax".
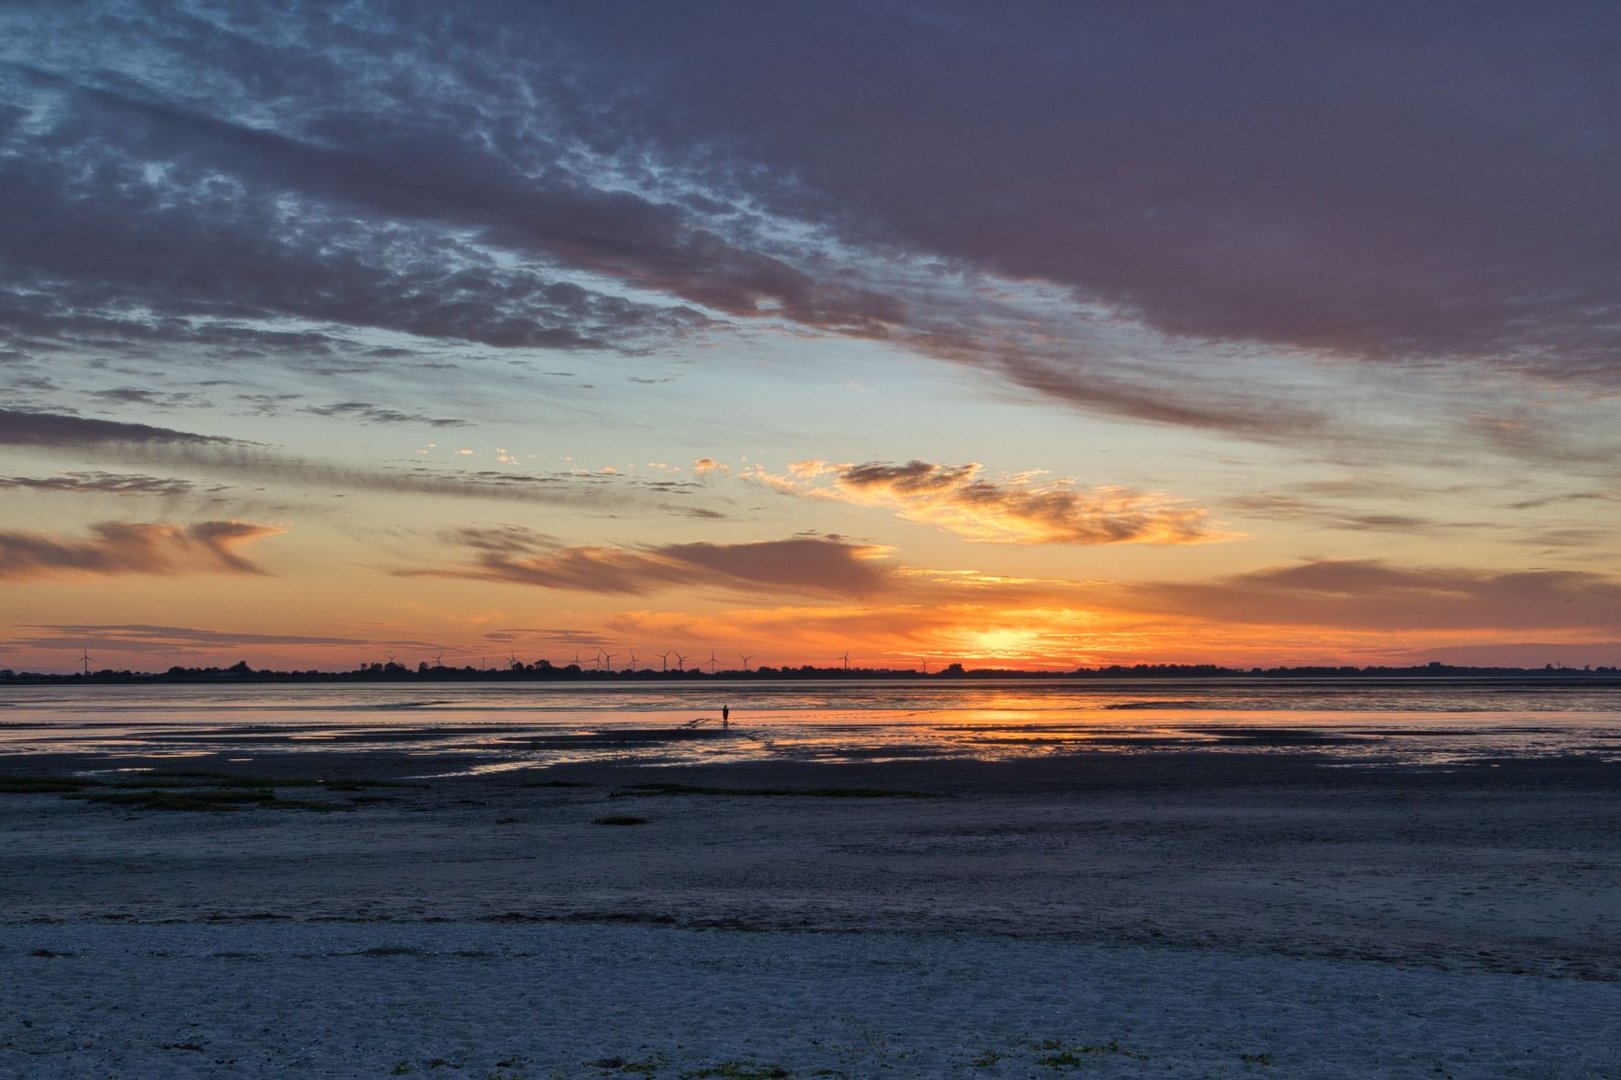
[{"xmin": 4, "ymin": 743, "xmax": 1619, "ymax": 1078}]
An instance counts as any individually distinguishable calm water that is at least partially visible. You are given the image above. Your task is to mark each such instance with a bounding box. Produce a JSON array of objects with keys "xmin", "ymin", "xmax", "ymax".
[{"xmin": 2, "ymin": 679, "xmax": 1619, "ymax": 773}]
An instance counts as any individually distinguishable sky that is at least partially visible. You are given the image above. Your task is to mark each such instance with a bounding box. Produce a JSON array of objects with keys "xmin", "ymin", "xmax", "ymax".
[{"xmin": 2, "ymin": 1, "xmax": 1619, "ymax": 673}]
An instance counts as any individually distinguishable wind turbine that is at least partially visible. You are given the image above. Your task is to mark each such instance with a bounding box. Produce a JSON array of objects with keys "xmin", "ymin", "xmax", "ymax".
[
  {"xmin": 738, "ymin": 653, "xmax": 752, "ymax": 672},
  {"xmin": 659, "ymin": 651, "xmax": 671, "ymax": 673},
  {"xmin": 839, "ymin": 650, "xmax": 850, "ymax": 671},
  {"xmin": 919, "ymin": 657, "xmax": 930, "ymax": 674},
  {"xmin": 602, "ymin": 651, "xmax": 617, "ymax": 673},
  {"xmin": 674, "ymin": 653, "xmax": 687, "ymax": 672},
  {"xmin": 705, "ymin": 649, "xmax": 719, "ymax": 674},
  {"xmin": 79, "ymin": 648, "xmax": 94, "ymax": 676},
  {"xmin": 627, "ymin": 651, "xmax": 638, "ymax": 672},
  {"xmin": 508, "ymin": 650, "xmax": 522, "ymax": 671}
]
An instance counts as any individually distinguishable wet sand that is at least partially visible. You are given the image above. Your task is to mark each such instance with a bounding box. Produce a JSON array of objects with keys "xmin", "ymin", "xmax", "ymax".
[{"xmin": 3, "ymin": 749, "xmax": 1619, "ymax": 1076}]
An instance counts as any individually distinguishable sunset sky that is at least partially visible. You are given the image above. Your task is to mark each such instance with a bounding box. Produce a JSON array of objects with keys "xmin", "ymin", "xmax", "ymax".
[{"xmin": 2, "ymin": 2, "xmax": 1618, "ymax": 672}]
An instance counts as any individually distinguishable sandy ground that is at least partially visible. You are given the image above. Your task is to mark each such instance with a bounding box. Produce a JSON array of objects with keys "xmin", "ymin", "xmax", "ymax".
[{"xmin": 3, "ymin": 750, "xmax": 1619, "ymax": 1077}]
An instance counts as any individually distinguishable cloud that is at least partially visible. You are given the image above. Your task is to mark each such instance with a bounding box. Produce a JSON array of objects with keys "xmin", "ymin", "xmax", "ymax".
[
  {"xmin": 8, "ymin": 623, "xmax": 376, "ymax": 651},
  {"xmin": 481, "ymin": 626, "xmax": 616, "ymax": 650},
  {"xmin": 0, "ymin": 520, "xmax": 281, "ymax": 582},
  {"xmin": 0, "ymin": 471, "xmax": 198, "ymax": 497},
  {"xmin": 750, "ymin": 459, "xmax": 1227, "ymax": 545},
  {"xmin": 0, "ymin": 57, "xmax": 882, "ymax": 370},
  {"xmin": 1378, "ymin": 641, "xmax": 1621, "ymax": 668},
  {"xmin": 1123, "ymin": 560, "xmax": 1621, "ymax": 633},
  {"xmin": 402, "ymin": 527, "xmax": 892, "ymax": 597},
  {"xmin": 3, "ymin": 4, "xmax": 1618, "ymax": 469},
  {"xmin": 1225, "ymin": 491, "xmax": 1477, "ymax": 535},
  {"xmin": 0, "ymin": 408, "xmax": 233, "ymax": 447},
  {"xmin": 303, "ymin": 401, "xmax": 470, "ymax": 427},
  {"xmin": 88, "ymin": 386, "xmax": 197, "ymax": 407},
  {"xmin": 0, "ymin": 411, "xmax": 719, "ymax": 515},
  {"xmin": 556, "ymin": 4, "xmax": 1621, "ymax": 373},
  {"xmin": 693, "ymin": 457, "xmax": 729, "ymax": 475}
]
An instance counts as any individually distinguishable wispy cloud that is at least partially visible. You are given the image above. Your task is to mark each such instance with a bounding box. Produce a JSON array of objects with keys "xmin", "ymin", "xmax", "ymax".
[
  {"xmin": 749, "ymin": 459, "xmax": 1228, "ymax": 545},
  {"xmin": 0, "ymin": 520, "xmax": 281, "ymax": 582},
  {"xmin": 9, "ymin": 623, "xmax": 376, "ymax": 651},
  {"xmin": 481, "ymin": 626, "xmax": 617, "ymax": 651},
  {"xmin": 302, "ymin": 401, "xmax": 470, "ymax": 427},
  {"xmin": 402, "ymin": 527, "xmax": 892, "ymax": 597},
  {"xmin": 1225, "ymin": 492, "xmax": 1470, "ymax": 535},
  {"xmin": 1, "ymin": 410, "xmax": 720, "ymax": 516},
  {"xmin": 0, "ymin": 471, "xmax": 199, "ymax": 497}
]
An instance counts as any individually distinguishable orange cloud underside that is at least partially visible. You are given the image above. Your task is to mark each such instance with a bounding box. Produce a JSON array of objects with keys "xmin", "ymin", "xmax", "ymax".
[{"xmin": 749, "ymin": 459, "xmax": 1229, "ymax": 545}]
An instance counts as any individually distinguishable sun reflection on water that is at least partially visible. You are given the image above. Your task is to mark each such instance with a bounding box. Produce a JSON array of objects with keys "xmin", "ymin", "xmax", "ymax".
[{"xmin": 1, "ymin": 679, "xmax": 1617, "ymax": 773}]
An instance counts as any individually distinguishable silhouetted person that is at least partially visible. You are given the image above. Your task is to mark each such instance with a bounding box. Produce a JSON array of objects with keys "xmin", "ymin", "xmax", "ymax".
[{"xmin": 722, "ymin": 704, "xmax": 730, "ymax": 726}]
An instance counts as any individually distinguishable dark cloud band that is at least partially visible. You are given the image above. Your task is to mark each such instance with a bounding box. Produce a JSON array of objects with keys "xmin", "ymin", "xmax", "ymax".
[
  {"xmin": 404, "ymin": 528, "xmax": 891, "ymax": 597},
  {"xmin": 0, "ymin": 408, "xmax": 232, "ymax": 447}
]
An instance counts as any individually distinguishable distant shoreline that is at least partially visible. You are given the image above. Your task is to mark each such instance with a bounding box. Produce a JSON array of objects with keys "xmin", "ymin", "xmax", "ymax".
[{"xmin": 5, "ymin": 662, "xmax": 1620, "ymax": 686}]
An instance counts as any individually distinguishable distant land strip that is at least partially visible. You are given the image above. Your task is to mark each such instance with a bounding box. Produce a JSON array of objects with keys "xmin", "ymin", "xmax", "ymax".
[{"xmin": 2, "ymin": 660, "xmax": 1618, "ymax": 684}]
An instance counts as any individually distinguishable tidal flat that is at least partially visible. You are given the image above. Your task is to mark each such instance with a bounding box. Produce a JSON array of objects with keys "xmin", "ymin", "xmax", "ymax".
[{"xmin": 3, "ymin": 747, "xmax": 1618, "ymax": 1077}]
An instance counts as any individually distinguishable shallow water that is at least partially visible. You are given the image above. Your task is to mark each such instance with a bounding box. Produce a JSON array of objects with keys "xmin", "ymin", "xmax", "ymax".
[{"xmin": 3, "ymin": 678, "xmax": 1619, "ymax": 772}]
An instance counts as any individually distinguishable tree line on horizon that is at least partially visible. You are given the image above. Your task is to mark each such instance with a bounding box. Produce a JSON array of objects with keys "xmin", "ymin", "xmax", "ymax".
[{"xmin": 1, "ymin": 658, "xmax": 1616, "ymax": 684}]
